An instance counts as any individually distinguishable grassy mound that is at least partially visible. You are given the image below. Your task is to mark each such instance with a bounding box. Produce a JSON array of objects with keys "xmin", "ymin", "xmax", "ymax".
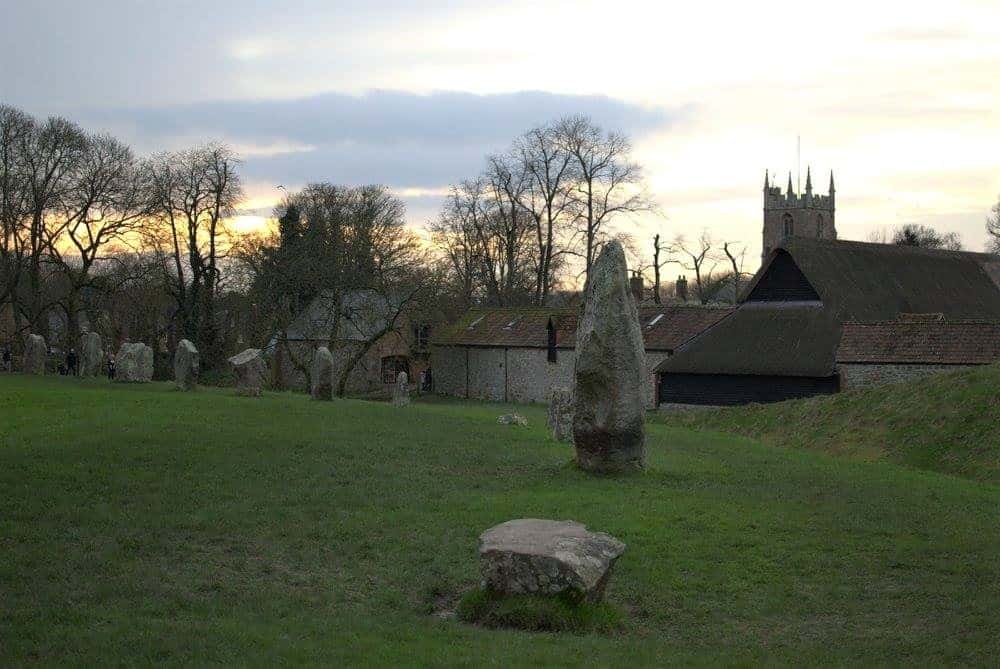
[
  {"xmin": 657, "ymin": 363, "xmax": 1000, "ymax": 484},
  {"xmin": 1, "ymin": 375, "xmax": 999, "ymax": 665},
  {"xmin": 457, "ymin": 590, "xmax": 622, "ymax": 633}
]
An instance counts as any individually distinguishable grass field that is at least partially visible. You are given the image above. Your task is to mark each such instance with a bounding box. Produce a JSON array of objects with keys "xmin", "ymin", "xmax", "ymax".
[
  {"xmin": 2, "ymin": 374, "xmax": 998, "ymax": 666},
  {"xmin": 657, "ymin": 363, "xmax": 1000, "ymax": 485}
]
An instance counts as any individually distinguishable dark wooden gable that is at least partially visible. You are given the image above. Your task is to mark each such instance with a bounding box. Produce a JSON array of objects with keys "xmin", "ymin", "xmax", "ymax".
[{"xmin": 747, "ymin": 251, "xmax": 821, "ymax": 302}]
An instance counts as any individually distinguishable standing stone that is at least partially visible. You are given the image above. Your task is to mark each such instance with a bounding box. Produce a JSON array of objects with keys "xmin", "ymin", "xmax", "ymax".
[
  {"xmin": 173, "ymin": 339, "xmax": 199, "ymax": 391},
  {"xmin": 229, "ymin": 348, "xmax": 268, "ymax": 396},
  {"xmin": 393, "ymin": 371, "xmax": 410, "ymax": 407},
  {"xmin": 547, "ymin": 388, "xmax": 574, "ymax": 442},
  {"xmin": 78, "ymin": 331, "xmax": 103, "ymax": 377},
  {"xmin": 115, "ymin": 342, "xmax": 154, "ymax": 383},
  {"xmin": 310, "ymin": 346, "xmax": 335, "ymax": 400},
  {"xmin": 23, "ymin": 334, "xmax": 47, "ymax": 375},
  {"xmin": 572, "ymin": 240, "xmax": 646, "ymax": 472},
  {"xmin": 478, "ymin": 519, "xmax": 626, "ymax": 603}
]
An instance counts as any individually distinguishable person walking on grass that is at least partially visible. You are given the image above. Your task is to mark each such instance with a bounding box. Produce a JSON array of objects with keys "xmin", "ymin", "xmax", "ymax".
[
  {"xmin": 66, "ymin": 348, "xmax": 78, "ymax": 377},
  {"xmin": 106, "ymin": 354, "xmax": 116, "ymax": 380},
  {"xmin": 1, "ymin": 346, "xmax": 11, "ymax": 372}
]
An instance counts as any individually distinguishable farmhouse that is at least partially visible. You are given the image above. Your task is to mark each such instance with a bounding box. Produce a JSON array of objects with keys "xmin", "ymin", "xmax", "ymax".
[
  {"xmin": 268, "ymin": 289, "xmax": 431, "ymax": 395},
  {"xmin": 656, "ymin": 238, "xmax": 1000, "ymax": 406},
  {"xmin": 431, "ymin": 303, "xmax": 734, "ymax": 407}
]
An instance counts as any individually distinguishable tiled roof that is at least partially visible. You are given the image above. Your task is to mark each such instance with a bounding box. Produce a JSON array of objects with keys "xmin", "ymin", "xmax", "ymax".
[
  {"xmin": 431, "ymin": 305, "xmax": 735, "ymax": 352},
  {"xmin": 837, "ymin": 320, "xmax": 1000, "ymax": 364}
]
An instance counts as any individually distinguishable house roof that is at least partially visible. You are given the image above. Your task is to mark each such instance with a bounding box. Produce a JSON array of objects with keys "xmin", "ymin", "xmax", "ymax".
[
  {"xmin": 431, "ymin": 304, "xmax": 735, "ymax": 352},
  {"xmin": 280, "ymin": 289, "xmax": 399, "ymax": 343},
  {"xmin": 659, "ymin": 238, "xmax": 1000, "ymax": 377},
  {"xmin": 837, "ymin": 320, "xmax": 1000, "ymax": 364}
]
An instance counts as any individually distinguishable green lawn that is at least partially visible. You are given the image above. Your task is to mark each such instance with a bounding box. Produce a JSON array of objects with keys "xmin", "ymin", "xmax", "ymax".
[
  {"xmin": 2, "ymin": 375, "xmax": 998, "ymax": 666},
  {"xmin": 656, "ymin": 363, "xmax": 1000, "ymax": 485}
]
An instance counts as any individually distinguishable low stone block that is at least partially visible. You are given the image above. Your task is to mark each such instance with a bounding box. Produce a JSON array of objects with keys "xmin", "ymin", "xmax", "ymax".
[
  {"xmin": 478, "ymin": 519, "xmax": 626, "ymax": 603},
  {"xmin": 229, "ymin": 348, "xmax": 268, "ymax": 396}
]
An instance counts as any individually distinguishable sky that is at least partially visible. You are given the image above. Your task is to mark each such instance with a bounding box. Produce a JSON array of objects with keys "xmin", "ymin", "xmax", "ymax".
[{"xmin": 3, "ymin": 0, "xmax": 1000, "ymax": 270}]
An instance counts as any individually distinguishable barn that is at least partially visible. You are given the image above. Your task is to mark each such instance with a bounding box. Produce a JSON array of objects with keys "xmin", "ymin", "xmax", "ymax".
[
  {"xmin": 656, "ymin": 238, "xmax": 1000, "ymax": 406},
  {"xmin": 431, "ymin": 304, "xmax": 734, "ymax": 407}
]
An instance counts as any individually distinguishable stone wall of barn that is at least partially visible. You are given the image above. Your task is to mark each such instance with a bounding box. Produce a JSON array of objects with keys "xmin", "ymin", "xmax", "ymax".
[
  {"xmin": 431, "ymin": 345, "xmax": 664, "ymax": 408},
  {"xmin": 838, "ymin": 363, "xmax": 976, "ymax": 389}
]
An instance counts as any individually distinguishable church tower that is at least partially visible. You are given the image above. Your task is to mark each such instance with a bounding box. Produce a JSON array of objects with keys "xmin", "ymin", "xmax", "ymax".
[{"xmin": 762, "ymin": 167, "xmax": 836, "ymax": 262}]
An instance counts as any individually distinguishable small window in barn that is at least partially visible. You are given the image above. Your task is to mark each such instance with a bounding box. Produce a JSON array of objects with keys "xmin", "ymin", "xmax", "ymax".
[
  {"xmin": 647, "ymin": 313, "xmax": 664, "ymax": 329},
  {"xmin": 381, "ymin": 355, "xmax": 410, "ymax": 385},
  {"xmin": 411, "ymin": 322, "xmax": 430, "ymax": 359},
  {"xmin": 547, "ymin": 318, "xmax": 558, "ymax": 363},
  {"xmin": 467, "ymin": 315, "xmax": 485, "ymax": 329},
  {"xmin": 783, "ymin": 213, "xmax": 794, "ymax": 238}
]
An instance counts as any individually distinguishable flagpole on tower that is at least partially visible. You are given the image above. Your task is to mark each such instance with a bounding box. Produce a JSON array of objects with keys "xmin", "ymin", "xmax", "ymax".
[{"xmin": 796, "ymin": 135, "xmax": 801, "ymax": 194}]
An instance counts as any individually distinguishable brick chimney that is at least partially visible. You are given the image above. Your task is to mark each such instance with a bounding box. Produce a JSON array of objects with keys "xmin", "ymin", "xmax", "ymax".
[
  {"xmin": 676, "ymin": 276, "xmax": 688, "ymax": 302},
  {"xmin": 629, "ymin": 273, "xmax": 644, "ymax": 303}
]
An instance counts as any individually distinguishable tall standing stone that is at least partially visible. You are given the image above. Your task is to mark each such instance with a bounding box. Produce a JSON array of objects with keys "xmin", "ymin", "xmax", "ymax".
[
  {"xmin": 174, "ymin": 339, "xmax": 200, "ymax": 391},
  {"xmin": 78, "ymin": 331, "xmax": 103, "ymax": 377},
  {"xmin": 23, "ymin": 334, "xmax": 47, "ymax": 375},
  {"xmin": 115, "ymin": 342, "xmax": 154, "ymax": 383},
  {"xmin": 572, "ymin": 240, "xmax": 646, "ymax": 472},
  {"xmin": 547, "ymin": 388, "xmax": 574, "ymax": 442},
  {"xmin": 229, "ymin": 348, "xmax": 268, "ymax": 396},
  {"xmin": 393, "ymin": 370, "xmax": 410, "ymax": 407},
  {"xmin": 310, "ymin": 346, "xmax": 335, "ymax": 400}
]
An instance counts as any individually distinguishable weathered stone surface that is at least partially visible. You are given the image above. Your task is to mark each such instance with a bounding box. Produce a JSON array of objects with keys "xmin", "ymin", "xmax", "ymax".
[
  {"xmin": 393, "ymin": 370, "xmax": 410, "ymax": 406},
  {"xmin": 115, "ymin": 342, "xmax": 154, "ymax": 383},
  {"xmin": 546, "ymin": 388, "xmax": 574, "ymax": 442},
  {"xmin": 310, "ymin": 346, "xmax": 334, "ymax": 400},
  {"xmin": 78, "ymin": 331, "xmax": 103, "ymax": 377},
  {"xmin": 479, "ymin": 519, "xmax": 626, "ymax": 602},
  {"xmin": 23, "ymin": 334, "xmax": 46, "ymax": 375},
  {"xmin": 572, "ymin": 241, "xmax": 646, "ymax": 472},
  {"xmin": 173, "ymin": 339, "xmax": 199, "ymax": 391},
  {"xmin": 229, "ymin": 348, "xmax": 268, "ymax": 396},
  {"xmin": 497, "ymin": 413, "xmax": 528, "ymax": 426}
]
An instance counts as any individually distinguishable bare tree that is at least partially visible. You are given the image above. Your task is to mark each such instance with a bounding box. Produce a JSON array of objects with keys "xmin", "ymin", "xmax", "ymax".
[
  {"xmin": 721, "ymin": 241, "xmax": 749, "ymax": 305},
  {"xmin": 673, "ymin": 231, "xmax": 716, "ymax": 304},
  {"xmin": 556, "ymin": 115, "xmax": 652, "ymax": 289},
  {"xmin": 987, "ymin": 195, "xmax": 1000, "ymax": 255},
  {"xmin": 892, "ymin": 223, "xmax": 962, "ymax": 251},
  {"xmin": 0, "ymin": 105, "xmax": 34, "ymax": 340},
  {"xmin": 513, "ymin": 125, "xmax": 576, "ymax": 305},
  {"xmin": 148, "ymin": 143, "xmax": 244, "ymax": 367},
  {"xmin": 46, "ymin": 134, "xmax": 151, "ymax": 346},
  {"xmin": 19, "ymin": 115, "xmax": 88, "ymax": 336}
]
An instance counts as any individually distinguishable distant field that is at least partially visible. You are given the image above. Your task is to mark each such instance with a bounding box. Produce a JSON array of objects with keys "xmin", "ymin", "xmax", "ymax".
[
  {"xmin": 656, "ymin": 363, "xmax": 1000, "ymax": 484},
  {"xmin": 2, "ymin": 375, "xmax": 998, "ymax": 665}
]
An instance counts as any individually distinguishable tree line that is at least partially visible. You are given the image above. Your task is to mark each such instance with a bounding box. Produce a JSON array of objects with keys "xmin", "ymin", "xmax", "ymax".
[{"xmin": 4, "ymin": 101, "xmax": 999, "ymax": 377}]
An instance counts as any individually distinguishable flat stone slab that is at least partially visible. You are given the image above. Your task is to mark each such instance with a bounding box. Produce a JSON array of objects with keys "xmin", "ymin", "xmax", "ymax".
[{"xmin": 479, "ymin": 519, "xmax": 626, "ymax": 602}]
